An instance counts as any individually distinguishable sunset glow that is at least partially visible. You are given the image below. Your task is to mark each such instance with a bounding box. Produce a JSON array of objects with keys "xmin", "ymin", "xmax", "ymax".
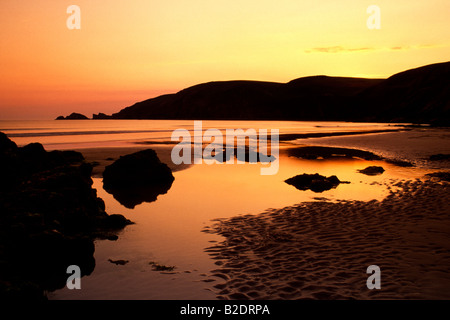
[{"xmin": 0, "ymin": 0, "xmax": 449, "ymax": 119}]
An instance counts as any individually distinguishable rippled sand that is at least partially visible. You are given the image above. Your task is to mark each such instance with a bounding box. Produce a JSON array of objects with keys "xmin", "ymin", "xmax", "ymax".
[{"xmin": 203, "ymin": 178, "xmax": 450, "ymax": 300}]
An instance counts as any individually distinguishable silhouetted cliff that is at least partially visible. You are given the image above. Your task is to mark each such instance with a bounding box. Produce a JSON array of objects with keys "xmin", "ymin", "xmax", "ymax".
[{"xmin": 96, "ymin": 61, "xmax": 450, "ymax": 125}]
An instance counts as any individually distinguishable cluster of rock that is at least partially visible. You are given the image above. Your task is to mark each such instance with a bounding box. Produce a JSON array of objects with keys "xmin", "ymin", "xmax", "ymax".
[
  {"xmin": 0, "ymin": 132, "xmax": 132, "ymax": 299},
  {"xmin": 55, "ymin": 112, "xmax": 89, "ymax": 120},
  {"xmin": 56, "ymin": 112, "xmax": 113, "ymax": 120}
]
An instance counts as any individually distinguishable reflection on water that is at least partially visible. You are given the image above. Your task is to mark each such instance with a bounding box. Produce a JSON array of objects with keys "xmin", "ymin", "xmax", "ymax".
[
  {"xmin": 104, "ymin": 180, "xmax": 174, "ymax": 209},
  {"xmin": 1, "ymin": 120, "xmax": 398, "ymax": 150},
  {"xmin": 48, "ymin": 150, "xmax": 432, "ymax": 300}
]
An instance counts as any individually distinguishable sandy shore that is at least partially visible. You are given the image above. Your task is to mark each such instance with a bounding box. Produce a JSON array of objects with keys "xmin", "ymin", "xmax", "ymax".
[{"xmin": 203, "ymin": 176, "xmax": 450, "ymax": 300}]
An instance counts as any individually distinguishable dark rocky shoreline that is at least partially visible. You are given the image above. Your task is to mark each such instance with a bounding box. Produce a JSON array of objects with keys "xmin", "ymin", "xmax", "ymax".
[{"xmin": 0, "ymin": 132, "xmax": 133, "ymax": 299}]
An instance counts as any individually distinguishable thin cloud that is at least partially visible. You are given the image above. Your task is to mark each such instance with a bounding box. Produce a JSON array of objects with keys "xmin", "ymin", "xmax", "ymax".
[
  {"xmin": 305, "ymin": 46, "xmax": 374, "ymax": 53},
  {"xmin": 390, "ymin": 45, "xmax": 418, "ymax": 51},
  {"xmin": 389, "ymin": 44, "xmax": 445, "ymax": 51},
  {"xmin": 305, "ymin": 44, "xmax": 447, "ymax": 54}
]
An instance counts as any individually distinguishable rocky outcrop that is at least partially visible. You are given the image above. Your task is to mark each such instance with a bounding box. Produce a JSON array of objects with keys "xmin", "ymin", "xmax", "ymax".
[
  {"xmin": 205, "ymin": 147, "xmax": 276, "ymax": 163},
  {"xmin": 92, "ymin": 113, "xmax": 112, "ymax": 119},
  {"xmin": 103, "ymin": 149, "xmax": 175, "ymax": 209},
  {"xmin": 0, "ymin": 132, "xmax": 132, "ymax": 299},
  {"xmin": 55, "ymin": 112, "xmax": 89, "ymax": 120},
  {"xmin": 357, "ymin": 166, "xmax": 385, "ymax": 176},
  {"xmin": 285, "ymin": 173, "xmax": 348, "ymax": 193},
  {"xmin": 287, "ymin": 146, "xmax": 382, "ymax": 160}
]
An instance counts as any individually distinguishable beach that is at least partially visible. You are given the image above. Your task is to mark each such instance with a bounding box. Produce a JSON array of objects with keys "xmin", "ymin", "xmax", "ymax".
[
  {"xmin": 2, "ymin": 121, "xmax": 449, "ymax": 300},
  {"xmin": 2, "ymin": 0, "xmax": 449, "ymax": 306},
  {"xmin": 64, "ymin": 125, "xmax": 449, "ymax": 300}
]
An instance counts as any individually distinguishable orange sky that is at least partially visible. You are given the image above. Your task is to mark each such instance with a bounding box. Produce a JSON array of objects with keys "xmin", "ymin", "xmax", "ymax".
[{"xmin": 0, "ymin": 0, "xmax": 449, "ymax": 119}]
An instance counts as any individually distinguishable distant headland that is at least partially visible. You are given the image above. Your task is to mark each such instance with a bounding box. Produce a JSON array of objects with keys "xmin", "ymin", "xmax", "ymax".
[{"xmin": 57, "ymin": 61, "xmax": 450, "ymax": 126}]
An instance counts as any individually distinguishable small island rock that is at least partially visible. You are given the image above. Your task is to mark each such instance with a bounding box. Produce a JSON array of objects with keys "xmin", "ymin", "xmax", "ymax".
[
  {"xmin": 285, "ymin": 173, "xmax": 347, "ymax": 193},
  {"xmin": 357, "ymin": 166, "xmax": 385, "ymax": 176}
]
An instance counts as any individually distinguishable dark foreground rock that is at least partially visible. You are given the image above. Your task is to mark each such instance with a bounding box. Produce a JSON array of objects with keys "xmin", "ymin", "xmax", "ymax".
[
  {"xmin": 358, "ymin": 166, "xmax": 385, "ymax": 176},
  {"xmin": 285, "ymin": 173, "xmax": 349, "ymax": 193},
  {"xmin": 103, "ymin": 149, "xmax": 175, "ymax": 209},
  {"xmin": 0, "ymin": 132, "xmax": 132, "ymax": 299}
]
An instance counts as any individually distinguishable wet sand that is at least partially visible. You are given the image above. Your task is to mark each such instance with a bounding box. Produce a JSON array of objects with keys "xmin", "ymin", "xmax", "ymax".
[
  {"xmin": 202, "ymin": 177, "xmax": 450, "ymax": 300},
  {"xmin": 290, "ymin": 127, "xmax": 450, "ymax": 170}
]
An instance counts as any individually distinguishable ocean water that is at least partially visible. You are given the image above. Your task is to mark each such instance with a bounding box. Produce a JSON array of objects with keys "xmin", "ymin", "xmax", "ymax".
[
  {"xmin": 1, "ymin": 119, "xmax": 396, "ymax": 150},
  {"xmin": 1, "ymin": 120, "xmax": 436, "ymax": 299}
]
